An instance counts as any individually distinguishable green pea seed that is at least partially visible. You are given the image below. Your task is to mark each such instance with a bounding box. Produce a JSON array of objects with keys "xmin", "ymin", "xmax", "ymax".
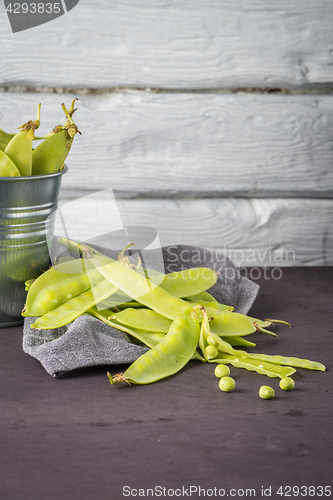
[
  {"xmin": 205, "ymin": 345, "xmax": 219, "ymax": 360},
  {"xmin": 214, "ymin": 365, "xmax": 230, "ymax": 378},
  {"xmin": 279, "ymin": 377, "xmax": 295, "ymax": 391},
  {"xmin": 219, "ymin": 376, "xmax": 235, "ymax": 392},
  {"xmin": 259, "ymin": 386, "xmax": 275, "ymax": 399},
  {"xmin": 207, "ymin": 335, "xmax": 217, "ymax": 346}
]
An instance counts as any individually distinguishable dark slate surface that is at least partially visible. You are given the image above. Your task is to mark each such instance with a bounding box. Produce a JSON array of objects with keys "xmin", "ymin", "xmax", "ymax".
[{"xmin": 0, "ymin": 267, "xmax": 332, "ymax": 500}]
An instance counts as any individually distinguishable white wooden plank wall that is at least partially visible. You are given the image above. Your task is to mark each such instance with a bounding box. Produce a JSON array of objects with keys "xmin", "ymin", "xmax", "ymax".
[
  {"xmin": 1, "ymin": 0, "xmax": 333, "ymax": 266},
  {"xmin": 1, "ymin": 0, "xmax": 333, "ymax": 89}
]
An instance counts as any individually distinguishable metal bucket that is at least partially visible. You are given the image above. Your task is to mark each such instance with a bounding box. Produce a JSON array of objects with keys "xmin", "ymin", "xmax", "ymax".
[{"xmin": 0, "ymin": 166, "xmax": 67, "ymax": 327}]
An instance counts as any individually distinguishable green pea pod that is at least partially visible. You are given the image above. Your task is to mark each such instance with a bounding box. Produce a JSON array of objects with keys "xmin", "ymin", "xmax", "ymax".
[
  {"xmin": 185, "ymin": 291, "xmax": 234, "ymax": 311},
  {"xmin": 32, "ymin": 103, "xmax": 80, "ymax": 175},
  {"xmin": 142, "ymin": 267, "xmax": 217, "ymax": 298},
  {"xmin": 108, "ymin": 307, "xmax": 200, "ymax": 385},
  {"xmin": 186, "ymin": 299, "xmax": 233, "ymax": 312},
  {"xmin": 209, "ymin": 310, "xmax": 258, "ymax": 337},
  {"xmin": 215, "ymin": 353, "xmax": 296, "ymax": 379},
  {"xmin": 57, "ymin": 236, "xmax": 217, "ymax": 302},
  {"xmin": 221, "ymin": 336, "xmax": 256, "ymax": 348},
  {"xmin": 97, "ymin": 289, "xmax": 134, "ymax": 308},
  {"xmin": 199, "ymin": 314, "xmax": 295, "ymax": 377},
  {"xmin": 0, "ymin": 127, "xmax": 15, "ymax": 150},
  {"xmin": 211, "ymin": 332, "xmax": 325, "ymax": 372},
  {"xmin": 89, "ymin": 306, "xmax": 204, "ymax": 362},
  {"xmin": 91, "ymin": 254, "xmax": 193, "ymax": 321},
  {"xmin": 23, "ymin": 258, "xmax": 103, "ymax": 317},
  {"xmin": 4, "ymin": 103, "xmax": 41, "ymax": 176},
  {"xmin": 247, "ymin": 352, "xmax": 326, "ymax": 372},
  {"xmin": 31, "ymin": 278, "xmax": 118, "ymax": 329},
  {"xmin": 200, "ymin": 313, "xmax": 325, "ymax": 374},
  {"xmin": 89, "ymin": 307, "xmax": 166, "ymax": 348},
  {"xmin": 110, "ymin": 308, "xmax": 172, "ymax": 333},
  {"xmin": 112, "ymin": 301, "xmax": 145, "ymax": 310},
  {"xmin": 0, "ymin": 149, "xmax": 21, "ymax": 177},
  {"xmin": 185, "ymin": 290, "xmax": 219, "ymax": 303}
]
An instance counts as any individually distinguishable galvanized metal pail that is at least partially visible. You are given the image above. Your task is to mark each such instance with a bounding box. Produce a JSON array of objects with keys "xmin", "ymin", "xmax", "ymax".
[{"xmin": 0, "ymin": 166, "xmax": 67, "ymax": 327}]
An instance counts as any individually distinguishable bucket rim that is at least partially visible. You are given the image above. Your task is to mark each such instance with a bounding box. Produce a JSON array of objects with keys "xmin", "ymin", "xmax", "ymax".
[{"xmin": 0, "ymin": 164, "xmax": 68, "ymax": 182}]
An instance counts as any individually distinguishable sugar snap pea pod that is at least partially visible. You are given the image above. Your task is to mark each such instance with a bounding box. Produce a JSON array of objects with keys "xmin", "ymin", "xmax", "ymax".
[
  {"xmin": 0, "ymin": 128, "xmax": 15, "ymax": 150},
  {"xmin": 89, "ymin": 307, "xmax": 166, "ymax": 348},
  {"xmin": 199, "ymin": 315, "xmax": 295, "ymax": 377},
  {"xmin": 57, "ymin": 236, "xmax": 216, "ymax": 300},
  {"xmin": 199, "ymin": 313, "xmax": 215, "ymax": 362},
  {"xmin": 5, "ymin": 103, "xmax": 41, "ymax": 176},
  {"xmin": 32, "ymin": 103, "xmax": 80, "ymax": 175},
  {"xmin": 145, "ymin": 267, "xmax": 217, "ymax": 298},
  {"xmin": 211, "ymin": 332, "xmax": 323, "ymax": 372},
  {"xmin": 221, "ymin": 336, "xmax": 256, "ymax": 348},
  {"xmin": 100, "ymin": 299, "xmax": 147, "ymax": 311},
  {"xmin": 185, "ymin": 290, "xmax": 218, "ymax": 303},
  {"xmin": 185, "ymin": 291, "xmax": 234, "ymax": 311},
  {"xmin": 103, "ymin": 267, "xmax": 217, "ymax": 301},
  {"xmin": 114, "ymin": 301, "xmax": 146, "ymax": 310},
  {"xmin": 110, "ymin": 308, "xmax": 172, "ymax": 333},
  {"xmin": 97, "ymin": 289, "xmax": 134, "ymax": 308},
  {"xmin": 89, "ymin": 306, "xmax": 204, "ymax": 361},
  {"xmin": 31, "ymin": 279, "xmax": 118, "ymax": 329},
  {"xmin": 202, "ymin": 319, "xmax": 325, "ymax": 373},
  {"xmin": 91, "ymin": 254, "xmax": 194, "ymax": 321},
  {"xmin": 0, "ymin": 149, "xmax": 21, "ymax": 176},
  {"xmin": 185, "ymin": 299, "xmax": 234, "ymax": 312},
  {"xmin": 108, "ymin": 307, "xmax": 201, "ymax": 385},
  {"xmin": 23, "ymin": 258, "xmax": 103, "ymax": 317},
  {"xmin": 209, "ymin": 310, "xmax": 277, "ymax": 338},
  {"xmin": 246, "ymin": 352, "xmax": 325, "ymax": 372},
  {"xmin": 214, "ymin": 353, "xmax": 296, "ymax": 378},
  {"xmin": 209, "ymin": 310, "xmax": 258, "ymax": 337}
]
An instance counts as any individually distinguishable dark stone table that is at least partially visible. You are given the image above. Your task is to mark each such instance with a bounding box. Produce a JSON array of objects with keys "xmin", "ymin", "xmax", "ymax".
[{"xmin": 0, "ymin": 268, "xmax": 332, "ymax": 500}]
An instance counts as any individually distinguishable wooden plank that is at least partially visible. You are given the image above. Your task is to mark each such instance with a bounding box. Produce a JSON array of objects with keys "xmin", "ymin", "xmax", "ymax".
[
  {"xmin": 54, "ymin": 197, "xmax": 333, "ymax": 266},
  {"xmin": 1, "ymin": 92, "xmax": 333, "ymax": 198},
  {"xmin": 1, "ymin": 0, "xmax": 333, "ymax": 89}
]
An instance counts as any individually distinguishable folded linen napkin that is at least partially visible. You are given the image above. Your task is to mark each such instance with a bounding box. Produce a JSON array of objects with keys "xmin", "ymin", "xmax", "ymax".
[{"xmin": 23, "ymin": 243, "xmax": 259, "ymax": 377}]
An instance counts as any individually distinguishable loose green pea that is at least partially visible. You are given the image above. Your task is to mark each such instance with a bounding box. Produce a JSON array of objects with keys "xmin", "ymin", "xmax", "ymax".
[
  {"xmin": 219, "ymin": 376, "xmax": 235, "ymax": 392},
  {"xmin": 205, "ymin": 345, "xmax": 219, "ymax": 360},
  {"xmin": 279, "ymin": 377, "xmax": 295, "ymax": 391},
  {"xmin": 214, "ymin": 365, "xmax": 230, "ymax": 378},
  {"xmin": 259, "ymin": 386, "xmax": 275, "ymax": 399}
]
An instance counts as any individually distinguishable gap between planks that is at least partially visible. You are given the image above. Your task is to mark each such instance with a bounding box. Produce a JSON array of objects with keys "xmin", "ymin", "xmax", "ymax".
[{"xmin": 1, "ymin": 86, "xmax": 333, "ymax": 96}]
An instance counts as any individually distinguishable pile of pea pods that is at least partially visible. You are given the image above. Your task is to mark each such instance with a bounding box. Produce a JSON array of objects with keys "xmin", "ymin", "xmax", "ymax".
[
  {"xmin": 0, "ymin": 99, "xmax": 80, "ymax": 177},
  {"xmin": 22, "ymin": 237, "xmax": 326, "ymax": 394}
]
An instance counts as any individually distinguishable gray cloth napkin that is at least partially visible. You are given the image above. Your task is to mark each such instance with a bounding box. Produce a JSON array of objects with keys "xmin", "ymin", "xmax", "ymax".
[{"xmin": 23, "ymin": 244, "xmax": 259, "ymax": 377}]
